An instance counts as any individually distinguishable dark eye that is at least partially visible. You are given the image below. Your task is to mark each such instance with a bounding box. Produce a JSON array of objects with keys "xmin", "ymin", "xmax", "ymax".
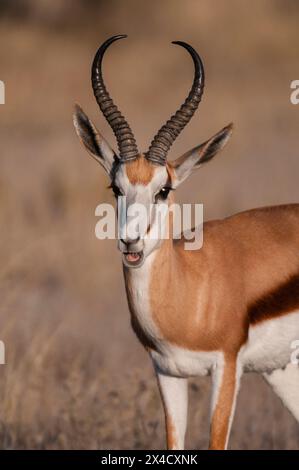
[
  {"xmin": 155, "ymin": 187, "xmax": 171, "ymax": 202},
  {"xmin": 111, "ymin": 185, "xmax": 123, "ymax": 198}
]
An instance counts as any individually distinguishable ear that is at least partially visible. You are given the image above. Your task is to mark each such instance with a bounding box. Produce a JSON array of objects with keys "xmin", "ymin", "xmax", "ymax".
[
  {"xmin": 172, "ymin": 123, "xmax": 233, "ymax": 187},
  {"xmin": 73, "ymin": 104, "xmax": 118, "ymax": 175}
]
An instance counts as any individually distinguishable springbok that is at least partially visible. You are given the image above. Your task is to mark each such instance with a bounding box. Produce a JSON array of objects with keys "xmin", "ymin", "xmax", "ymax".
[{"xmin": 73, "ymin": 35, "xmax": 299, "ymax": 450}]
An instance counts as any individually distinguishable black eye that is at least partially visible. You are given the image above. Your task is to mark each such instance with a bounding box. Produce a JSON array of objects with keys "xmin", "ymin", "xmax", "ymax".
[
  {"xmin": 111, "ymin": 185, "xmax": 123, "ymax": 198},
  {"xmin": 155, "ymin": 187, "xmax": 171, "ymax": 202}
]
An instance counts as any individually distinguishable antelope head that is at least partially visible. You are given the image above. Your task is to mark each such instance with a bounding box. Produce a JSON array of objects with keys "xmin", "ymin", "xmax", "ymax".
[{"xmin": 73, "ymin": 35, "xmax": 233, "ymax": 268}]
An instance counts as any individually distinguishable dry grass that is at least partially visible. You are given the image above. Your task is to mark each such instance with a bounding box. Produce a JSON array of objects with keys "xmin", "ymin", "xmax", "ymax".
[{"xmin": 0, "ymin": 0, "xmax": 299, "ymax": 449}]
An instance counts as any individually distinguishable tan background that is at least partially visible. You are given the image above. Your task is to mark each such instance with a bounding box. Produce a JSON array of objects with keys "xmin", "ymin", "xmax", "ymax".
[{"xmin": 0, "ymin": 0, "xmax": 299, "ymax": 449}]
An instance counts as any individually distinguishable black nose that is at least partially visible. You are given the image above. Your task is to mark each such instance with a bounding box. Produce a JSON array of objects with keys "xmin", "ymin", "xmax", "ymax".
[{"xmin": 121, "ymin": 236, "xmax": 140, "ymax": 246}]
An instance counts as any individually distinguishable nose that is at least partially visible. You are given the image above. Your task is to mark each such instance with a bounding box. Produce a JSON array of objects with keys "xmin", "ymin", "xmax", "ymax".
[{"xmin": 120, "ymin": 236, "xmax": 140, "ymax": 247}]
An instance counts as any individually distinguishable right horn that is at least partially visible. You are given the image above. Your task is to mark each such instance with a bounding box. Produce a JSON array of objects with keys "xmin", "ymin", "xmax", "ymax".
[{"xmin": 145, "ymin": 41, "xmax": 205, "ymax": 165}]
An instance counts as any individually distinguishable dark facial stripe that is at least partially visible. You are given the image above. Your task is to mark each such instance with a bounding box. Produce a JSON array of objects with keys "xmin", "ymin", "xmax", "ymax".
[{"xmin": 248, "ymin": 273, "xmax": 299, "ymax": 325}]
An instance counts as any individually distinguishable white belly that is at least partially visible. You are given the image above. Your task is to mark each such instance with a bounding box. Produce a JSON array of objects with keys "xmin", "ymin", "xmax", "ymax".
[
  {"xmin": 150, "ymin": 344, "xmax": 220, "ymax": 378},
  {"xmin": 151, "ymin": 312, "xmax": 299, "ymax": 378},
  {"xmin": 242, "ymin": 311, "xmax": 299, "ymax": 373}
]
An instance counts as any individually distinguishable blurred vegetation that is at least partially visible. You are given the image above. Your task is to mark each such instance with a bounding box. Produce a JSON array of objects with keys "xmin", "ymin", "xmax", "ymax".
[{"xmin": 0, "ymin": 0, "xmax": 299, "ymax": 449}]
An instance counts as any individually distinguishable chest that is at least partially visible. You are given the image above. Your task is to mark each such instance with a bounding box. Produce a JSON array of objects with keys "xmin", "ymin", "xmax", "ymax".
[
  {"xmin": 125, "ymin": 266, "xmax": 219, "ymax": 376},
  {"xmin": 123, "ymin": 255, "xmax": 222, "ymax": 376}
]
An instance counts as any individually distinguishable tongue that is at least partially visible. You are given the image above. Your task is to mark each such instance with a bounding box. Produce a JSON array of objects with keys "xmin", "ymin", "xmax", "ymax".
[{"xmin": 126, "ymin": 253, "xmax": 140, "ymax": 263}]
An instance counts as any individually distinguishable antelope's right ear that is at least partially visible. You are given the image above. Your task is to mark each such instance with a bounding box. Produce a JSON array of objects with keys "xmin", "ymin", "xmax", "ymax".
[{"xmin": 73, "ymin": 104, "xmax": 118, "ymax": 175}]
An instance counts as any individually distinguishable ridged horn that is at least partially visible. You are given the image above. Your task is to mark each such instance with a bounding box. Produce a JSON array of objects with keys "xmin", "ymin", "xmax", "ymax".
[
  {"xmin": 91, "ymin": 35, "xmax": 139, "ymax": 162},
  {"xmin": 145, "ymin": 41, "xmax": 205, "ymax": 165}
]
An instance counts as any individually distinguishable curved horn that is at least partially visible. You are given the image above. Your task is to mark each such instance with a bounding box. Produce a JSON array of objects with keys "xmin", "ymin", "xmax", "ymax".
[
  {"xmin": 91, "ymin": 35, "xmax": 139, "ymax": 162},
  {"xmin": 145, "ymin": 41, "xmax": 205, "ymax": 165}
]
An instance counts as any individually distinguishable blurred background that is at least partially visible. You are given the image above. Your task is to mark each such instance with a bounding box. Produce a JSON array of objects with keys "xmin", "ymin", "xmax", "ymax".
[{"xmin": 0, "ymin": 0, "xmax": 299, "ymax": 449}]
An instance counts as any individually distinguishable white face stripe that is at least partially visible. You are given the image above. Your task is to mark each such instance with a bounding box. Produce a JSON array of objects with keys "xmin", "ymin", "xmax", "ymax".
[{"xmin": 114, "ymin": 163, "xmax": 170, "ymax": 255}]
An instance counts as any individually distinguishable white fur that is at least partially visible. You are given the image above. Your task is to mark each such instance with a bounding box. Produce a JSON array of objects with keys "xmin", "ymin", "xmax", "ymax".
[
  {"xmin": 156, "ymin": 372, "xmax": 188, "ymax": 450},
  {"xmin": 151, "ymin": 345, "xmax": 220, "ymax": 378},
  {"xmin": 115, "ymin": 164, "xmax": 169, "ymax": 257},
  {"xmin": 127, "ymin": 248, "xmax": 161, "ymax": 342},
  {"xmin": 210, "ymin": 354, "xmax": 225, "ymax": 415},
  {"xmin": 243, "ymin": 312, "xmax": 299, "ymax": 373},
  {"xmin": 263, "ymin": 362, "xmax": 299, "ymax": 422}
]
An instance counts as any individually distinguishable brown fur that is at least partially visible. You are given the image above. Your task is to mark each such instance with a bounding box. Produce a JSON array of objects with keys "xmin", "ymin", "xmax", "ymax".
[
  {"xmin": 125, "ymin": 155, "xmax": 155, "ymax": 185},
  {"xmin": 165, "ymin": 414, "xmax": 178, "ymax": 450},
  {"xmin": 249, "ymin": 272, "xmax": 299, "ymax": 324},
  {"xmin": 147, "ymin": 204, "xmax": 299, "ymax": 354},
  {"xmin": 209, "ymin": 354, "xmax": 237, "ymax": 450}
]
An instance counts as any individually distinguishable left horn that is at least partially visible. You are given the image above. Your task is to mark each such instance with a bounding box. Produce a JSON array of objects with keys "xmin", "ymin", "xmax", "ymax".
[
  {"xmin": 91, "ymin": 35, "xmax": 139, "ymax": 162},
  {"xmin": 145, "ymin": 41, "xmax": 205, "ymax": 165}
]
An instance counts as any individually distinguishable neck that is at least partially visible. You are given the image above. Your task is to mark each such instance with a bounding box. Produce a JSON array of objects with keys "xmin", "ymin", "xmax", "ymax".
[{"xmin": 122, "ymin": 225, "xmax": 175, "ymax": 352}]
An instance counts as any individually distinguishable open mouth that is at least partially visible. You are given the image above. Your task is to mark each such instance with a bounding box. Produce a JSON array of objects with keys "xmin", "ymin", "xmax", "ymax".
[{"xmin": 122, "ymin": 251, "xmax": 144, "ymax": 268}]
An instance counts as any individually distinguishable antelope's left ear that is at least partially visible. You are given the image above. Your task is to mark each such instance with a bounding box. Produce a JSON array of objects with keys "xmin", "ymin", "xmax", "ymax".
[{"xmin": 172, "ymin": 123, "xmax": 233, "ymax": 187}]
